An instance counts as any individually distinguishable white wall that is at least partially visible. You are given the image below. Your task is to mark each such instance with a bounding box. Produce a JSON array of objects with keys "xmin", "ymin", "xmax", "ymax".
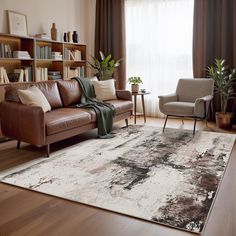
[{"xmin": 0, "ymin": 0, "xmax": 96, "ymax": 59}]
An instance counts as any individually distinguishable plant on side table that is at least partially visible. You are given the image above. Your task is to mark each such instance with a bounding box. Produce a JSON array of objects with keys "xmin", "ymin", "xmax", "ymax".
[
  {"xmin": 88, "ymin": 51, "xmax": 121, "ymax": 80},
  {"xmin": 128, "ymin": 76, "xmax": 143, "ymax": 93},
  {"xmin": 207, "ymin": 58, "xmax": 236, "ymax": 129}
]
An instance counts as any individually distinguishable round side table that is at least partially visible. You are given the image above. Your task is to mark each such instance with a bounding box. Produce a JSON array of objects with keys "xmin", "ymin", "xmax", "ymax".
[{"xmin": 132, "ymin": 91, "xmax": 150, "ymax": 124}]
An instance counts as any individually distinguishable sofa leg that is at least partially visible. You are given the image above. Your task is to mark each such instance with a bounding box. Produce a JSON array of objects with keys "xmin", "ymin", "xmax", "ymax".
[
  {"xmin": 125, "ymin": 118, "xmax": 128, "ymax": 127},
  {"xmin": 46, "ymin": 144, "xmax": 50, "ymax": 158},
  {"xmin": 163, "ymin": 115, "xmax": 168, "ymax": 132},
  {"xmin": 193, "ymin": 119, "xmax": 197, "ymax": 135},
  {"xmin": 17, "ymin": 141, "xmax": 21, "ymax": 149}
]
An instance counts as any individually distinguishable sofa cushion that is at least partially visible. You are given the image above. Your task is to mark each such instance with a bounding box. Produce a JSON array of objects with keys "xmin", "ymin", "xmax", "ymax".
[
  {"xmin": 45, "ymin": 108, "xmax": 92, "ymax": 135},
  {"xmin": 93, "ymin": 79, "xmax": 117, "ymax": 101},
  {"xmin": 36, "ymin": 81, "xmax": 62, "ymax": 109},
  {"xmin": 164, "ymin": 101, "xmax": 195, "ymax": 116},
  {"xmin": 57, "ymin": 80, "xmax": 82, "ymax": 107},
  {"xmin": 106, "ymin": 100, "xmax": 133, "ymax": 114},
  {"xmin": 4, "ymin": 81, "xmax": 63, "ymax": 109},
  {"xmin": 18, "ymin": 86, "xmax": 51, "ymax": 112}
]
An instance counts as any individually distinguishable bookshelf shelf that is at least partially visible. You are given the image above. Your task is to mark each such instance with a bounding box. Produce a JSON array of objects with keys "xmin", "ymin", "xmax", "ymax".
[{"xmin": 0, "ymin": 33, "xmax": 87, "ymax": 84}]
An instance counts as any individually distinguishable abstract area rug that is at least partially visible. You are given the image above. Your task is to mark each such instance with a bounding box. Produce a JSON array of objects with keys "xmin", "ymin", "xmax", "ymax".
[{"xmin": 0, "ymin": 126, "xmax": 235, "ymax": 234}]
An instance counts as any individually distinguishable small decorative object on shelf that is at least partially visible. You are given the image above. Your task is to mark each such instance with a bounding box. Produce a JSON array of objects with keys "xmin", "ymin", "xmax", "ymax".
[
  {"xmin": 128, "ymin": 76, "xmax": 143, "ymax": 93},
  {"xmin": 51, "ymin": 23, "xmax": 57, "ymax": 41},
  {"xmin": 72, "ymin": 31, "xmax": 79, "ymax": 43},
  {"xmin": 140, "ymin": 88, "xmax": 146, "ymax": 93},
  {"xmin": 88, "ymin": 51, "xmax": 121, "ymax": 80},
  {"xmin": 207, "ymin": 59, "xmax": 236, "ymax": 129},
  {"xmin": 63, "ymin": 32, "xmax": 68, "ymax": 42},
  {"xmin": 67, "ymin": 32, "xmax": 73, "ymax": 43},
  {"xmin": 8, "ymin": 10, "xmax": 28, "ymax": 36}
]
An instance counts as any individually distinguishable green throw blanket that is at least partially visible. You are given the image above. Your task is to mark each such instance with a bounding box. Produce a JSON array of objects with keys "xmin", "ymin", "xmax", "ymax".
[{"xmin": 72, "ymin": 77, "xmax": 116, "ymax": 138}]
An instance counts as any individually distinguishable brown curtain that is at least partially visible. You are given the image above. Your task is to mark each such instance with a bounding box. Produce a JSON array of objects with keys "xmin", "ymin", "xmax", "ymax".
[
  {"xmin": 193, "ymin": 0, "xmax": 236, "ymax": 117},
  {"xmin": 95, "ymin": 0, "xmax": 126, "ymax": 89}
]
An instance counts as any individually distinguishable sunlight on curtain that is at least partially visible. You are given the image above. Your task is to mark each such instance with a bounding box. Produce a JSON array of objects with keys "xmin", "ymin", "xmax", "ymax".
[{"xmin": 125, "ymin": 0, "xmax": 194, "ymax": 117}]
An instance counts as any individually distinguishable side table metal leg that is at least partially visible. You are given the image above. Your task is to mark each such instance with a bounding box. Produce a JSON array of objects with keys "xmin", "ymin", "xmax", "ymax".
[
  {"xmin": 134, "ymin": 94, "xmax": 137, "ymax": 124},
  {"xmin": 141, "ymin": 94, "xmax": 146, "ymax": 123}
]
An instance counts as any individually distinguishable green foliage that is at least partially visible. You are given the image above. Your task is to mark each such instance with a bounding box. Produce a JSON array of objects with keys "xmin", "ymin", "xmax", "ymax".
[
  {"xmin": 128, "ymin": 76, "xmax": 143, "ymax": 85},
  {"xmin": 87, "ymin": 51, "xmax": 121, "ymax": 80},
  {"xmin": 207, "ymin": 59, "xmax": 236, "ymax": 114}
]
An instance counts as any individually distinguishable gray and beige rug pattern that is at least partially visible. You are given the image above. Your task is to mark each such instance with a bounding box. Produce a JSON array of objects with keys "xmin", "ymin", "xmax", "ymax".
[{"xmin": 0, "ymin": 126, "xmax": 235, "ymax": 233}]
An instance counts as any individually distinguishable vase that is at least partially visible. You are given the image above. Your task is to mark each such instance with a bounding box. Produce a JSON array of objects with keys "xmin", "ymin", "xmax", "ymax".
[
  {"xmin": 131, "ymin": 84, "xmax": 139, "ymax": 93},
  {"xmin": 72, "ymin": 31, "xmax": 79, "ymax": 43},
  {"xmin": 51, "ymin": 23, "xmax": 57, "ymax": 41},
  {"xmin": 63, "ymin": 32, "xmax": 68, "ymax": 42},
  {"xmin": 67, "ymin": 32, "xmax": 73, "ymax": 43}
]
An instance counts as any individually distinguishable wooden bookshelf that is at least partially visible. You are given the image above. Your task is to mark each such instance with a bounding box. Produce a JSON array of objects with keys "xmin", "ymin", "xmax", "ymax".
[{"xmin": 0, "ymin": 33, "xmax": 87, "ymax": 84}]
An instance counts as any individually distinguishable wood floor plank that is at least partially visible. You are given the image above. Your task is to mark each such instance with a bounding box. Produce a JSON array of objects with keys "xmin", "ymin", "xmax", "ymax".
[{"xmin": 0, "ymin": 117, "xmax": 235, "ymax": 236}]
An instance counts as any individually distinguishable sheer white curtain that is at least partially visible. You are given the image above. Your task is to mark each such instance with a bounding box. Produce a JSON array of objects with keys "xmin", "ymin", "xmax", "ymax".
[{"xmin": 125, "ymin": 0, "xmax": 194, "ymax": 117}]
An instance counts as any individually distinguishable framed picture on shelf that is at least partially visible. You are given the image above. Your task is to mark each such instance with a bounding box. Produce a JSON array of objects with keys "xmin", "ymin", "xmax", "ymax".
[{"xmin": 7, "ymin": 10, "xmax": 28, "ymax": 36}]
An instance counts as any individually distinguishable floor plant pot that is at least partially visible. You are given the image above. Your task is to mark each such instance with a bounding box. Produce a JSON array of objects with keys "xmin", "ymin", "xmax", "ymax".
[
  {"xmin": 131, "ymin": 84, "xmax": 139, "ymax": 93},
  {"xmin": 215, "ymin": 112, "xmax": 233, "ymax": 129}
]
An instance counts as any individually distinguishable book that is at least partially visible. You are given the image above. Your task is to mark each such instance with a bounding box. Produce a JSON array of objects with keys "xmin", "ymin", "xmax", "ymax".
[{"xmin": 0, "ymin": 67, "xmax": 10, "ymax": 83}]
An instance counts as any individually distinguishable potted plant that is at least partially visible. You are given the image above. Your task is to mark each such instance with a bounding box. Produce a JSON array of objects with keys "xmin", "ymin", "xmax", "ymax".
[
  {"xmin": 207, "ymin": 59, "xmax": 236, "ymax": 129},
  {"xmin": 128, "ymin": 77, "xmax": 143, "ymax": 93},
  {"xmin": 87, "ymin": 51, "xmax": 121, "ymax": 80}
]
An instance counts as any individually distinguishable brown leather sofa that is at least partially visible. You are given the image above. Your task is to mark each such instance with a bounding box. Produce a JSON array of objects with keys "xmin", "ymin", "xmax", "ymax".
[{"xmin": 0, "ymin": 80, "xmax": 133, "ymax": 157}]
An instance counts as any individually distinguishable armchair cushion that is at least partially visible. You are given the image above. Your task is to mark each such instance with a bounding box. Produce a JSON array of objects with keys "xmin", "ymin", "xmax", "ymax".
[
  {"xmin": 158, "ymin": 93, "xmax": 178, "ymax": 114},
  {"xmin": 163, "ymin": 101, "xmax": 195, "ymax": 117}
]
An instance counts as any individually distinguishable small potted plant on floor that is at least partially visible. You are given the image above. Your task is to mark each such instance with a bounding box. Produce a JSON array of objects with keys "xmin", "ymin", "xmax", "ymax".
[
  {"xmin": 87, "ymin": 51, "xmax": 121, "ymax": 80},
  {"xmin": 128, "ymin": 76, "xmax": 143, "ymax": 93},
  {"xmin": 207, "ymin": 59, "xmax": 236, "ymax": 129}
]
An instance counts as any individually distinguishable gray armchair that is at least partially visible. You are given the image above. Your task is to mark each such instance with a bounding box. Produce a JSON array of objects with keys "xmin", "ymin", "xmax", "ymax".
[{"xmin": 158, "ymin": 78, "xmax": 214, "ymax": 134}]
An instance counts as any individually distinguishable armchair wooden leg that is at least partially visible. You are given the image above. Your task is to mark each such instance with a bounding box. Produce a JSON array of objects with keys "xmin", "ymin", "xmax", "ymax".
[
  {"xmin": 193, "ymin": 119, "xmax": 197, "ymax": 135},
  {"xmin": 46, "ymin": 144, "xmax": 50, "ymax": 158},
  {"xmin": 125, "ymin": 118, "xmax": 128, "ymax": 127},
  {"xmin": 16, "ymin": 141, "xmax": 21, "ymax": 149},
  {"xmin": 163, "ymin": 115, "xmax": 168, "ymax": 132}
]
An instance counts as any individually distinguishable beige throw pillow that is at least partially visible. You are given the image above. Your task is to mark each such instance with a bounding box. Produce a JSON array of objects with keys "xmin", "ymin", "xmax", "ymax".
[
  {"xmin": 18, "ymin": 86, "xmax": 51, "ymax": 112},
  {"xmin": 93, "ymin": 79, "xmax": 117, "ymax": 101}
]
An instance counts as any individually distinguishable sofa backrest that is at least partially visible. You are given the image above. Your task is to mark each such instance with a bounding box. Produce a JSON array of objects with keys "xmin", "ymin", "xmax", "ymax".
[
  {"xmin": 176, "ymin": 78, "xmax": 214, "ymax": 102},
  {"xmin": 57, "ymin": 80, "xmax": 82, "ymax": 107},
  {"xmin": 5, "ymin": 81, "xmax": 63, "ymax": 109}
]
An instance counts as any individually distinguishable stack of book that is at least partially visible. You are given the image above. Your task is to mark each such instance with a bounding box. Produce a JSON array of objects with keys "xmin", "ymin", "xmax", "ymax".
[
  {"xmin": 36, "ymin": 45, "xmax": 52, "ymax": 59},
  {"xmin": 35, "ymin": 33, "xmax": 51, "ymax": 40},
  {"xmin": 0, "ymin": 67, "xmax": 10, "ymax": 83},
  {"xmin": 0, "ymin": 43, "xmax": 12, "ymax": 58},
  {"xmin": 64, "ymin": 48, "xmax": 82, "ymax": 61},
  {"xmin": 13, "ymin": 66, "xmax": 33, "ymax": 82},
  {"xmin": 64, "ymin": 66, "xmax": 85, "ymax": 79},
  {"xmin": 48, "ymin": 71, "xmax": 62, "ymax": 80},
  {"xmin": 35, "ymin": 67, "xmax": 48, "ymax": 81},
  {"xmin": 13, "ymin": 51, "xmax": 31, "ymax": 59},
  {"xmin": 51, "ymin": 52, "xmax": 62, "ymax": 60}
]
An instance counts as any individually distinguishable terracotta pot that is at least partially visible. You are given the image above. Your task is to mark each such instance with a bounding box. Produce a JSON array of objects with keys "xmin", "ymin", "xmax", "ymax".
[
  {"xmin": 215, "ymin": 112, "xmax": 233, "ymax": 129},
  {"xmin": 131, "ymin": 84, "xmax": 139, "ymax": 93}
]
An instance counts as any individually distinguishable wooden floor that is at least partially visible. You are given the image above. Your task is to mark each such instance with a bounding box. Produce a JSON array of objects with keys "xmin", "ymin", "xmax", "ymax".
[{"xmin": 0, "ymin": 117, "xmax": 235, "ymax": 236}]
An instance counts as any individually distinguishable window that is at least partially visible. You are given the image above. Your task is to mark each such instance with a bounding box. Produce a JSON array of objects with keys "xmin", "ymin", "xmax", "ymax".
[{"xmin": 125, "ymin": 0, "xmax": 194, "ymax": 117}]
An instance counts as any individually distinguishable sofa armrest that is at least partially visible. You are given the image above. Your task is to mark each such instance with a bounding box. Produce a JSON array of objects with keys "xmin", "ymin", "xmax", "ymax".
[
  {"xmin": 194, "ymin": 95, "xmax": 213, "ymax": 118},
  {"xmin": 158, "ymin": 93, "xmax": 178, "ymax": 114},
  {"xmin": 0, "ymin": 101, "xmax": 45, "ymax": 146},
  {"xmin": 116, "ymin": 90, "xmax": 132, "ymax": 101}
]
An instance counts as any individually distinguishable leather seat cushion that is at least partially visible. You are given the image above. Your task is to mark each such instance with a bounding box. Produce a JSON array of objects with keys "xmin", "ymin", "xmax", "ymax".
[
  {"xmin": 164, "ymin": 101, "xmax": 195, "ymax": 116},
  {"xmin": 45, "ymin": 108, "xmax": 92, "ymax": 135},
  {"xmin": 75, "ymin": 100, "xmax": 133, "ymax": 122},
  {"xmin": 106, "ymin": 100, "xmax": 133, "ymax": 114}
]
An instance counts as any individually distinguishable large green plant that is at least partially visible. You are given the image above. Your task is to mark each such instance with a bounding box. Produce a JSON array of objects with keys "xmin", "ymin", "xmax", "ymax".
[
  {"xmin": 88, "ymin": 51, "xmax": 121, "ymax": 80},
  {"xmin": 207, "ymin": 59, "xmax": 236, "ymax": 114}
]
